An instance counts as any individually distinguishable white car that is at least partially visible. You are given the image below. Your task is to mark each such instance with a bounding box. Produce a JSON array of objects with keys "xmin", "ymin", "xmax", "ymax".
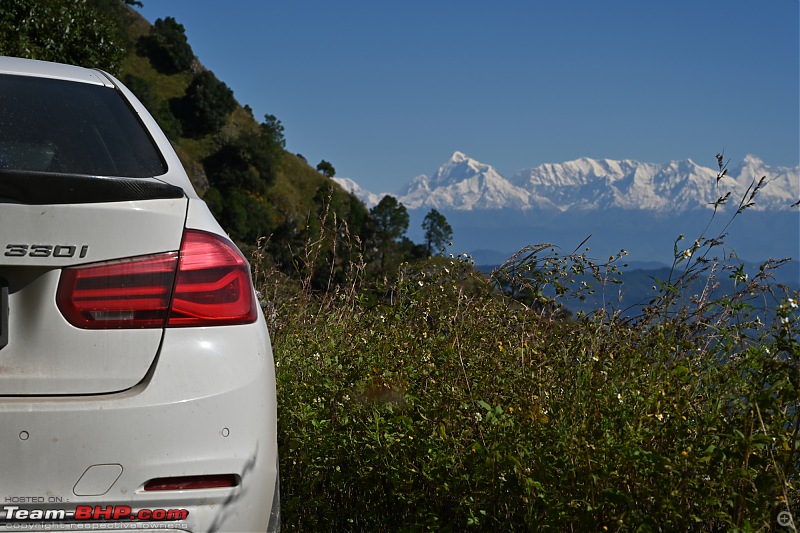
[{"xmin": 0, "ymin": 56, "xmax": 280, "ymax": 532}]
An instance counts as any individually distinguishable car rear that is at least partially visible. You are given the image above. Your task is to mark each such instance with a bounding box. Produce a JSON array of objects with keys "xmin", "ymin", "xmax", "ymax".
[{"xmin": 0, "ymin": 56, "xmax": 279, "ymax": 532}]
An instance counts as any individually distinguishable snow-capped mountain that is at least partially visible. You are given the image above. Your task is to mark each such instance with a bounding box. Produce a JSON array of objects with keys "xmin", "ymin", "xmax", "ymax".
[
  {"xmin": 331, "ymin": 177, "xmax": 387, "ymax": 208},
  {"xmin": 337, "ymin": 152, "xmax": 799, "ymax": 214},
  {"xmin": 335, "ymin": 152, "xmax": 531, "ymax": 210},
  {"xmin": 397, "ymin": 151, "xmax": 531, "ymax": 210},
  {"xmin": 727, "ymin": 154, "xmax": 800, "ymax": 209}
]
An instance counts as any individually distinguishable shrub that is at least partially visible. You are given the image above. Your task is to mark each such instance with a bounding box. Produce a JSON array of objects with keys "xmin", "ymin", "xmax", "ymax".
[
  {"xmin": 136, "ymin": 16, "xmax": 194, "ymax": 75},
  {"xmin": 174, "ymin": 70, "xmax": 236, "ymax": 137}
]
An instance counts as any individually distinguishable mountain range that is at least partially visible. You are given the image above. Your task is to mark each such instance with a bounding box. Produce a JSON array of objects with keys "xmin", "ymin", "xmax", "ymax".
[
  {"xmin": 336, "ymin": 151, "xmax": 798, "ymax": 213},
  {"xmin": 334, "ymin": 152, "xmax": 799, "ymax": 269}
]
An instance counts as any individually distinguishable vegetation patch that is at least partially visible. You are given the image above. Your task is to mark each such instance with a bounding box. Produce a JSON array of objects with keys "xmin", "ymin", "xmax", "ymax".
[{"xmin": 263, "ymin": 161, "xmax": 799, "ymax": 531}]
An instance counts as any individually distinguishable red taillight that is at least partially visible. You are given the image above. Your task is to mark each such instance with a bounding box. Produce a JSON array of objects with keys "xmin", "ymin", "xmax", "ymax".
[
  {"xmin": 57, "ymin": 253, "xmax": 178, "ymax": 328},
  {"xmin": 143, "ymin": 474, "xmax": 240, "ymax": 491},
  {"xmin": 57, "ymin": 230, "xmax": 257, "ymax": 329},
  {"xmin": 167, "ymin": 230, "xmax": 257, "ymax": 327}
]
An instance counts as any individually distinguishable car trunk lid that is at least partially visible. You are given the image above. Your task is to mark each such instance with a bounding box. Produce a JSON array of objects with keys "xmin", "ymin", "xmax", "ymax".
[{"xmin": 0, "ymin": 173, "xmax": 187, "ymax": 395}]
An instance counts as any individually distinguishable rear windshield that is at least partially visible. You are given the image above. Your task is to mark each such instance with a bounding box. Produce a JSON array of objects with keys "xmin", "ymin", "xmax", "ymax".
[{"xmin": 0, "ymin": 74, "xmax": 166, "ymax": 178}]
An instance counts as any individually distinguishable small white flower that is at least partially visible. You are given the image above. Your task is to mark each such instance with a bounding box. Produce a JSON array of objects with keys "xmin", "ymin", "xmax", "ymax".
[
  {"xmin": 789, "ymin": 298, "xmax": 798, "ymax": 309},
  {"xmin": 617, "ymin": 393, "xmax": 623, "ymax": 404},
  {"xmin": 418, "ymin": 280, "xmax": 424, "ymax": 287}
]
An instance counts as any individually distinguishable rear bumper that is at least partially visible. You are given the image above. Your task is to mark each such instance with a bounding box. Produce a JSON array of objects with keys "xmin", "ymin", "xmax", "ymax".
[{"xmin": 0, "ymin": 322, "xmax": 279, "ymax": 532}]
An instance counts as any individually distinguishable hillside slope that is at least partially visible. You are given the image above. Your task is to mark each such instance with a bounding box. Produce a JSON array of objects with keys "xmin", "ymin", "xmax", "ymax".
[{"xmin": 100, "ymin": 1, "xmax": 369, "ymax": 253}]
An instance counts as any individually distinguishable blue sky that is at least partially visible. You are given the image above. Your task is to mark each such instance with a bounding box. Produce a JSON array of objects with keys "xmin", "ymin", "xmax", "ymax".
[{"xmin": 138, "ymin": 1, "xmax": 799, "ymax": 193}]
